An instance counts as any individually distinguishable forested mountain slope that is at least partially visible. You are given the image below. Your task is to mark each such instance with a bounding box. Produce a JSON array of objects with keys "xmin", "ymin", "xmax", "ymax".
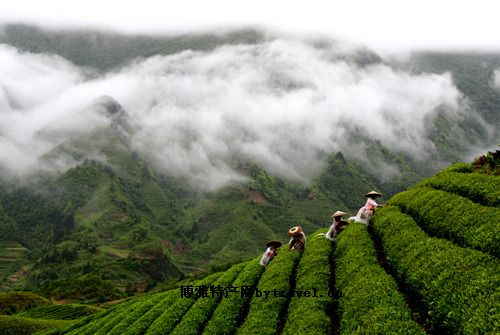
[
  {"xmin": 1, "ymin": 24, "xmax": 499, "ymax": 306},
  {"xmin": 1, "ymin": 151, "xmax": 497, "ymax": 334}
]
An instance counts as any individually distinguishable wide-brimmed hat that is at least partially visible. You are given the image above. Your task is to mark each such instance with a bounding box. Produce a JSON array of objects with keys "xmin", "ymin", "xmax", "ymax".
[
  {"xmin": 288, "ymin": 226, "xmax": 303, "ymax": 237},
  {"xmin": 266, "ymin": 240, "xmax": 282, "ymax": 248},
  {"xmin": 331, "ymin": 211, "xmax": 347, "ymax": 218},
  {"xmin": 365, "ymin": 191, "xmax": 382, "ymax": 197}
]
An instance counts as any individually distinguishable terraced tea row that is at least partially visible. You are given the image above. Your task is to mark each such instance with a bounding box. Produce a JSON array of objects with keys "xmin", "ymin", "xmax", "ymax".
[
  {"xmin": 120, "ymin": 290, "xmax": 178, "ymax": 335},
  {"xmin": 35, "ymin": 227, "xmax": 428, "ymax": 334},
  {"xmin": 19, "ymin": 304, "xmax": 101, "ymax": 320},
  {"xmin": 389, "ymin": 187, "xmax": 500, "ymax": 257},
  {"xmin": 281, "ymin": 228, "xmax": 332, "ymax": 335},
  {"xmin": 70, "ymin": 293, "xmax": 168, "ymax": 335},
  {"xmin": 170, "ymin": 262, "xmax": 248, "ymax": 335},
  {"xmin": 104, "ymin": 291, "xmax": 175, "ymax": 335},
  {"xmin": 36, "ymin": 290, "xmax": 182, "ymax": 335},
  {"xmin": 35, "ymin": 314, "xmax": 99, "ymax": 335},
  {"xmin": 236, "ymin": 244, "xmax": 301, "ymax": 335},
  {"xmin": 417, "ymin": 171, "xmax": 500, "ymax": 206},
  {"xmin": 30, "ymin": 214, "xmax": 499, "ymax": 334},
  {"xmin": 144, "ymin": 272, "xmax": 222, "ymax": 335},
  {"xmin": 0, "ymin": 315, "xmax": 68, "ymax": 335},
  {"xmin": 335, "ymin": 223, "xmax": 424, "ymax": 334},
  {"xmin": 373, "ymin": 206, "xmax": 500, "ymax": 334},
  {"xmin": 202, "ymin": 258, "xmax": 264, "ymax": 335}
]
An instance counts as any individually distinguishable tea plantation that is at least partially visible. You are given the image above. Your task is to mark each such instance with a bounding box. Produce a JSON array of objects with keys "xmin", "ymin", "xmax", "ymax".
[{"xmin": 1, "ymin": 156, "xmax": 499, "ymax": 334}]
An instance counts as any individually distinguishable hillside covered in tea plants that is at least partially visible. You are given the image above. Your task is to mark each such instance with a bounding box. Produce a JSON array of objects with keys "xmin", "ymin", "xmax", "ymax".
[{"xmin": 1, "ymin": 151, "xmax": 497, "ymax": 334}]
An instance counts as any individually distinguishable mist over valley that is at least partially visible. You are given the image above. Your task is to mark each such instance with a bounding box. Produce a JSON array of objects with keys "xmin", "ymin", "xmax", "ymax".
[{"xmin": 0, "ymin": 23, "xmax": 499, "ymax": 305}]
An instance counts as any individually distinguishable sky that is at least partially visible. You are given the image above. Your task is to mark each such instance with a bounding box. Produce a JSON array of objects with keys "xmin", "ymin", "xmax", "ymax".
[{"xmin": 1, "ymin": 0, "xmax": 499, "ymax": 53}]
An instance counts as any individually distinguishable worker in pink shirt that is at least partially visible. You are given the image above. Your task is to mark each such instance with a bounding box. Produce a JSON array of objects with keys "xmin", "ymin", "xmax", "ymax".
[
  {"xmin": 364, "ymin": 191, "xmax": 383, "ymax": 216},
  {"xmin": 349, "ymin": 191, "xmax": 383, "ymax": 225}
]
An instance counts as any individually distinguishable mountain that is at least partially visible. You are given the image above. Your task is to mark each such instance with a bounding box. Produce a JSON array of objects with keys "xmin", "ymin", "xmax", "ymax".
[
  {"xmin": 0, "ymin": 94, "xmax": 396, "ymax": 301},
  {"xmin": 1, "ymin": 24, "xmax": 499, "ymax": 304},
  {"xmin": 0, "ymin": 24, "xmax": 264, "ymax": 71},
  {"xmin": 0, "ymin": 98, "xmax": 186, "ymax": 301},
  {"xmin": 3, "ymin": 150, "xmax": 496, "ymax": 335},
  {"xmin": 0, "ymin": 124, "xmax": 380, "ymax": 300},
  {"xmin": 408, "ymin": 52, "xmax": 500, "ymax": 161},
  {"xmin": 410, "ymin": 52, "xmax": 500, "ymax": 129}
]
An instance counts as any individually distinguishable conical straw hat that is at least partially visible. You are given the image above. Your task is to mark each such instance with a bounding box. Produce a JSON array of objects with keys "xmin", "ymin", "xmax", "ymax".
[
  {"xmin": 331, "ymin": 211, "xmax": 347, "ymax": 218},
  {"xmin": 266, "ymin": 240, "xmax": 282, "ymax": 248},
  {"xmin": 288, "ymin": 226, "xmax": 303, "ymax": 237},
  {"xmin": 365, "ymin": 191, "xmax": 382, "ymax": 197}
]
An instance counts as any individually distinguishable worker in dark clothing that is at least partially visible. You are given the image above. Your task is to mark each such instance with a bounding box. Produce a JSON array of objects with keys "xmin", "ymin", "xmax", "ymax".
[
  {"xmin": 326, "ymin": 211, "xmax": 349, "ymax": 241},
  {"xmin": 288, "ymin": 226, "xmax": 306, "ymax": 251}
]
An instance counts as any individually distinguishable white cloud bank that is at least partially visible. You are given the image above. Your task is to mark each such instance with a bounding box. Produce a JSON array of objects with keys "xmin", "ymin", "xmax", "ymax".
[
  {"xmin": 493, "ymin": 69, "xmax": 500, "ymax": 89},
  {"xmin": 0, "ymin": 38, "xmax": 466, "ymax": 189}
]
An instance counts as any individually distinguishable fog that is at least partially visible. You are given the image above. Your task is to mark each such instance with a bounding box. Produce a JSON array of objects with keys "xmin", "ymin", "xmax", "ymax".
[
  {"xmin": 0, "ymin": 37, "xmax": 473, "ymax": 189},
  {"xmin": 494, "ymin": 69, "xmax": 500, "ymax": 89}
]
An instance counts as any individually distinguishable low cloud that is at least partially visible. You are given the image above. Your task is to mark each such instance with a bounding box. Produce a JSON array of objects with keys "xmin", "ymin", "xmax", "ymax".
[
  {"xmin": 493, "ymin": 69, "xmax": 500, "ymax": 90},
  {"xmin": 0, "ymin": 36, "xmax": 472, "ymax": 189}
]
